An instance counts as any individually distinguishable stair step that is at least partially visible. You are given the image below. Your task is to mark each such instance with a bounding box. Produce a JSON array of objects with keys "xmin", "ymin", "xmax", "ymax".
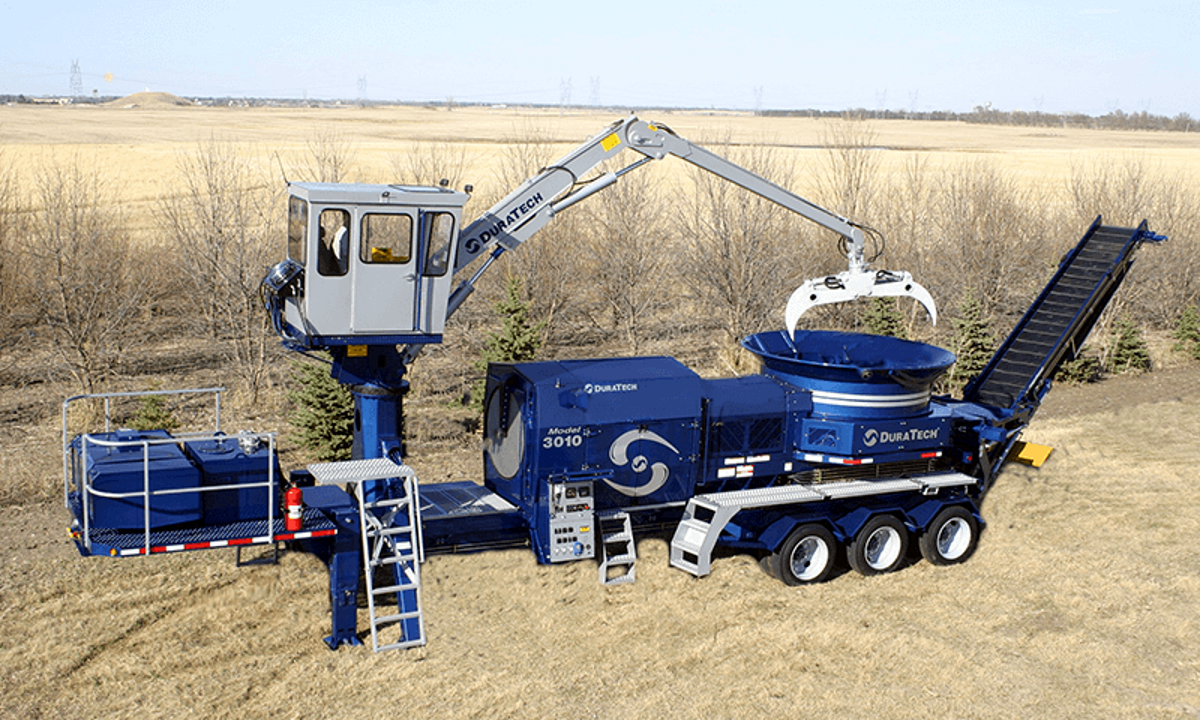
[
  {"xmin": 364, "ymin": 497, "xmax": 411, "ymax": 510},
  {"xmin": 602, "ymin": 572, "xmax": 636, "ymax": 586},
  {"xmin": 367, "ymin": 525, "xmax": 414, "ymax": 538},
  {"xmin": 374, "ymin": 611, "xmax": 422, "ymax": 625},
  {"xmin": 670, "ymin": 555, "xmax": 702, "ymax": 576},
  {"xmin": 603, "ymin": 553, "xmax": 636, "ymax": 565},
  {"xmin": 673, "ymin": 520, "xmax": 711, "ymax": 555},
  {"xmin": 370, "ymin": 551, "xmax": 415, "ymax": 566}
]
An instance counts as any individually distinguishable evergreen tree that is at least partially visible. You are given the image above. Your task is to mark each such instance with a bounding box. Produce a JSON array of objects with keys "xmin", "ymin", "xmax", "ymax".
[
  {"xmin": 287, "ymin": 354, "xmax": 354, "ymax": 461},
  {"xmin": 1172, "ymin": 305, "xmax": 1200, "ymax": 361},
  {"xmin": 860, "ymin": 297, "xmax": 908, "ymax": 339},
  {"xmin": 471, "ymin": 276, "xmax": 546, "ymax": 410},
  {"xmin": 950, "ymin": 289, "xmax": 992, "ymax": 391},
  {"xmin": 1056, "ymin": 350, "xmax": 1102, "ymax": 384},
  {"xmin": 1108, "ymin": 315, "xmax": 1151, "ymax": 374},
  {"xmin": 127, "ymin": 393, "xmax": 179, "ymax": 432}
]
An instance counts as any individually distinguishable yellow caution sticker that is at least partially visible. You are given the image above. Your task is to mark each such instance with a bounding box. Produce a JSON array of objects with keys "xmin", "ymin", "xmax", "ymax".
[
  {"xmin": 1012, "ymin": 441, "xmax": 1053, "ymax": 468},
  {"xmin": 601, "ymin": 133, "xmax": 621, "ymax": 152},
  {"xmin": 347, "ymin": 345, "xmax": 368, "ymax": 358}
]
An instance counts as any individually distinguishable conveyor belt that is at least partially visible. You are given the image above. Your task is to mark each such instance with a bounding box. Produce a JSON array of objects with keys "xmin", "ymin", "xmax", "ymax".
[{"xmin": 964, "ymin": 217, "xmax": 1164, "ymax": 413}]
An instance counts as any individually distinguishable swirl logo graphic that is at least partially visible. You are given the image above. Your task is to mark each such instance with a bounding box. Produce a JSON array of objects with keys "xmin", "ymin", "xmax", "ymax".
[
  {"xmin": 605, "ymin": 429, "xmax": 679, "ymax": 497},
  {"xmin": 863, "ymin": 428, "xmax": 879, "ymax": 447}
]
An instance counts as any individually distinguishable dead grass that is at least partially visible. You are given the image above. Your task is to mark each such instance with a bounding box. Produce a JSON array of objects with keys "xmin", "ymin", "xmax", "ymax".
[{"xmin": 2, "ymin": 354, "xmax": 1199, "ymax": 718}]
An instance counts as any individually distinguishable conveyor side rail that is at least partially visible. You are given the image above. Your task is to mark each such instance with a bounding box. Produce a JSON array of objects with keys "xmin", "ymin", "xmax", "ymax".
[{"xmin": 963, "ymin": 217, "xmax": 1165, "ymax": 413}]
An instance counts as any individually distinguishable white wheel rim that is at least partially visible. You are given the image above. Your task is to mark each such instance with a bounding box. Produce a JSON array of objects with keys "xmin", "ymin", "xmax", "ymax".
[
  {"xmin": 789, "ymin": 536, "xmax": 830, "ymax": 581},
  {"xmin": 936, "ymin": 517, "xmax": 972, "ymax": 560},
  {"xmin": 864, "ymin": 526, "xmax": 902, "ymax": 570}
]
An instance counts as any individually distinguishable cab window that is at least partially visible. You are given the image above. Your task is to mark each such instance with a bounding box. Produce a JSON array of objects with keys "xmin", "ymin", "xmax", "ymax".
[
  {"xmin": 317, "ymin": 209, "xmax": 350, "ymax": 276},
  {"xmin": 362, "ymin": 214, "xmax": 413, "ymax": 264},
  {"xmin": 287, "ymin": 197, "xmax": 308, "ymax": 264},
  {"xmin": 423, "ymin": 212, "xmax": 455, "ymax": 277}
]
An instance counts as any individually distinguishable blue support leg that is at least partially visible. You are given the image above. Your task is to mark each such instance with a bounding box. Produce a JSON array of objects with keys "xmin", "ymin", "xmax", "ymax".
[{"xmin": 325, "ymin": 505, "xmax": 363, "ymax": 649}]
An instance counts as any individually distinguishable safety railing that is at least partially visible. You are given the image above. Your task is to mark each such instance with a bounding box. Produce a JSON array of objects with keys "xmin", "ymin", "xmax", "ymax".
[{"xmin": 61, "ymin": 388, "xmax": 278, "ymax": 556}]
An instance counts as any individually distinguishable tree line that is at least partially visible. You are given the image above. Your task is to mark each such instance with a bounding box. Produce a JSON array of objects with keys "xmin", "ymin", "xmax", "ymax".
[{"xmin": 2, "ymin": 121, "xmax": 1198, "ymax": 416}]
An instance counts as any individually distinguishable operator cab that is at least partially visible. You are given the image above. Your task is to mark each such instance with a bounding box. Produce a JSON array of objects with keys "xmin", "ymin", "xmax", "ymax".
[{"xmin": 272, "ymin": 182, "xmax": 469, "ymax": 348}]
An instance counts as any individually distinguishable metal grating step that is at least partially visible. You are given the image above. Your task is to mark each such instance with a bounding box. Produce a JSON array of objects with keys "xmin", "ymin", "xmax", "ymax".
[
  {"xmin": 670, "ymin": 472, "xmax": 977, "ymax": 577},
  {"xmin": 597, "ymin": 510, "xmax": 637, "ymax": 585}
]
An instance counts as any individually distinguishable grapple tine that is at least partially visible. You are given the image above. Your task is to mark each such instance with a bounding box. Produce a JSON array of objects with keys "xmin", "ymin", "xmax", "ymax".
[{"xmin": 786, "ymin": 270, "xmax": 938, "ymax": 338}]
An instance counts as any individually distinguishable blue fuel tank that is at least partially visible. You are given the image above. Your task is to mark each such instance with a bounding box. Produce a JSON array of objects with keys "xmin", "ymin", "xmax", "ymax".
[
  {"xmin": 184, "ymin": 435, "xmax": 280, "ymax": 525},
  {"xmin": 75, "ymin": 430, "xmax": 203, "ymax": 530}
]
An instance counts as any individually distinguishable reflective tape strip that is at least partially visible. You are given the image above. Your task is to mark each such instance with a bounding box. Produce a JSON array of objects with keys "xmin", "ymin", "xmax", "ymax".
[
  {"xmin": 828, "ymin": 456, "xmax": 874, "ymax": 466},
  {"xmin": 111, "ymin": 529, "xmax": 335, "ymax": 557},
  {"xmin": 811, "ymin": 389, "xmax": 930, "ymax": 409},
  {"xmin": 275, "ymin": 529, "xmax": 337, "ymax": 542}
]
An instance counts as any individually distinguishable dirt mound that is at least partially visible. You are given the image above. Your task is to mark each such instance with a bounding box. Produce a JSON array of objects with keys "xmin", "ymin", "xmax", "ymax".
[{"xmin": 104, "ymin": 91, "xmax": 194, "ymax": 109}]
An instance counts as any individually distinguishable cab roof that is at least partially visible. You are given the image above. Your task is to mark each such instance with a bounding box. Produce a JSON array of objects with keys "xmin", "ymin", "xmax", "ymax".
[{"xmin": 289, "ymin": 182, "xmax": 469, "ymax": 208}]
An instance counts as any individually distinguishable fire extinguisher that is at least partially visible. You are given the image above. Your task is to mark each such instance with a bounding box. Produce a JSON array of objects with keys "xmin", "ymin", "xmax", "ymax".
[{"xmin": 285, "ymin": 485, "xmax": 304, "ymax": 532}]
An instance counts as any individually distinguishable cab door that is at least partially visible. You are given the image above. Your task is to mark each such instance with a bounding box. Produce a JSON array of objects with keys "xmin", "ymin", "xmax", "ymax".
[{"xmin": 350, "ymin": 209, "xmax": 418, "ymax": 334}]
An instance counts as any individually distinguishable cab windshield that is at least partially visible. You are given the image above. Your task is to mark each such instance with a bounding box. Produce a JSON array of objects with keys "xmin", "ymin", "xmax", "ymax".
[{"xmin": 287, "ymin": 196, "xmax": 308, "ymax": 264}]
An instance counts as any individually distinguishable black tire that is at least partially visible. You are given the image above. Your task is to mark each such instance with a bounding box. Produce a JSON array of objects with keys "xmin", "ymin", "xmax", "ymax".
[
  {"xmin": 773, "ymin": 523, "xmax": 837, "ymax": 586},
  {"xmin": 918, "ymin": 505, "xmax": 979, "ymax": 566},
  {"xmin": 847, "ymin": 514, "xmax": 909, "ymax": 576}
]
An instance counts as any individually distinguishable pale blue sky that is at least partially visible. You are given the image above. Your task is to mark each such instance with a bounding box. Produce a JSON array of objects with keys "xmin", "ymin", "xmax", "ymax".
[{"xmin": 2, "ymin": 0, "xmax": 1197, "ymax": 116}]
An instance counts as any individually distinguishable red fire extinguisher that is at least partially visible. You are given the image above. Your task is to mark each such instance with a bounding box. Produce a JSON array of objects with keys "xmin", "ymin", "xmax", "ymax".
[{"xmin": 285, "ymin": 485, "xmax": 304, "ymax": 532}]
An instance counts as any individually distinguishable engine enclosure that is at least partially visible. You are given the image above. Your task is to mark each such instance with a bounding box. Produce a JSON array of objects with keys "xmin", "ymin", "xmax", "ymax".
[{"xmin": 483, "ymin": 331, "xmax": 963, "ymax": 564}]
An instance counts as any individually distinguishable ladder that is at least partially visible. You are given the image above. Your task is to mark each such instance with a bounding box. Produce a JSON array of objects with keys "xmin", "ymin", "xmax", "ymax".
[
  {"xmin": 670, "ymin": 472, "xmax": 978, "ymax": 577},
  {"xmin": 597, "ymin": 510, "xmax": 636, "ymax": 585},
  {"xmin": 309, "ymin": 458, "xmax": 426, "ymax": 652}
]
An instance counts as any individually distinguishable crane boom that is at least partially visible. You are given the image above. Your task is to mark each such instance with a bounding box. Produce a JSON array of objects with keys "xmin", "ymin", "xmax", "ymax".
[{"xmin": 447, "ymin": 114, "xmax": 936, "ymax": 333}]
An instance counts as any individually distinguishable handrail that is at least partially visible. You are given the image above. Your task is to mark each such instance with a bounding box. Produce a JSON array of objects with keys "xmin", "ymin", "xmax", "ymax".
[
  {"xmin": 62, "ymin": 387, "xmax": 225, "ymax": 510},
  {"xmin": 63, "ymin": 388, "xmax": 282, "ymax": 556}
]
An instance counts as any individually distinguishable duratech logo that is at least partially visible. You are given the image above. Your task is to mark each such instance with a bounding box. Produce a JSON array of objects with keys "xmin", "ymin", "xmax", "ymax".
[
  {"xmin": 584, "ymin": 382, "xmax": 638, "ymax": 394},
  {"xmin": 462, "ymin": 193, "xmax": 545, "ymax": 254},
  {"xmin": 862, "ymin": 427, "xmax": 940, "ymax": 447}
]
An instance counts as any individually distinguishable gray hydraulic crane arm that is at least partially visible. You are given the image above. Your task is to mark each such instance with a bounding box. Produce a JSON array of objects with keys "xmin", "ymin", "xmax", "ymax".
[{"xmin": 445, "ymin": 114, "xmax": 936, "ymax": 334}]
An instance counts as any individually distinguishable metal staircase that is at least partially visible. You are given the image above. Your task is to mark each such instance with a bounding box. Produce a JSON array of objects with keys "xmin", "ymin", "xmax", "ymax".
[
  {"xmin": 964, "ymin": 218, "xmax": 1166, "ymax": 413},
  {"xmin": 597, "ymin": 510, "xmax": 636, "ymax": 585},
  {"xmin": 309, "ymin": 458, "xmax": 426, "ymax": 652},
  {"xmin": 670, "ymin": 472, "xmax": 978, "ymax": 576}
]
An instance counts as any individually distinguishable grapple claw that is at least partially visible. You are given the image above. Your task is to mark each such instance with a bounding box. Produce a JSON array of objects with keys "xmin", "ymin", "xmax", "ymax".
[{"xmin": 786, "ymin": 269, "xmax": 938, "ymax": 338}]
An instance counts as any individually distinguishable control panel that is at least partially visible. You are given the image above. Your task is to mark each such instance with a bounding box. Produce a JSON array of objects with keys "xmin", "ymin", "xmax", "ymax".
[{"xmin": 548, "ymin": 480, "xmax": 595, "ymax": 562}]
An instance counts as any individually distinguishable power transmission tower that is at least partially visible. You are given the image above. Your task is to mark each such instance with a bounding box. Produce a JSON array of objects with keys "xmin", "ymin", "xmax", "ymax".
[
  {"xmin": 70, "ymin": 59, "xmax": 83, "ymax": 99},
  {"xmin": 357, "ymin": 75, "xmax": 367, "ymax": 104},
  {"xmin": 559, "ymin": 77, "xmax": 572, "ymax": 114},
  {"xmin": 590, "ymin": 77, "xmax": 601, "ymax": 107}
]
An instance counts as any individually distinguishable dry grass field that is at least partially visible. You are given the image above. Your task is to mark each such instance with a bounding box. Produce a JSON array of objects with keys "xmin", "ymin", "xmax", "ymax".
[{"xmin": 2, "ymin": 100, "xmax": 1199, "ymax": 718}]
